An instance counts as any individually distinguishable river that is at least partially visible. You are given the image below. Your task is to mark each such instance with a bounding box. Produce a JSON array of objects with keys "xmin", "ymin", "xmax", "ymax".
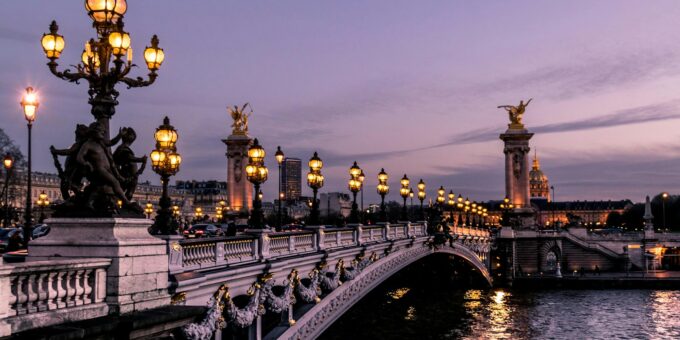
[{"xmin": 319, "ymin": 254, "xmax": 680, "ymax": 340}]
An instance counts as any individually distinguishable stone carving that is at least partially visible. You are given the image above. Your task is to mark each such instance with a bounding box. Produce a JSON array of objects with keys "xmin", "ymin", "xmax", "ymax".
[
  {"xmin": 296, "ymin": 269, "xmax": 322, "ymax": 304},
  {"xmin": 233, "ymin": 158, "xmax": 242, "ymax": 183},
  {"xmin": 113, "ymin": 127, "xmax": 147, "ymax": 201},
  {"xmin": 498, "ymin": 98, "xmax": 532, "ymax": 127},
  {"xmin": 513, "ymin": 153, "xmax": 523, "ymax": 179},
  {"xmin": 225, "ymin": 280, "xmax": 266, "ymax": 328},
  {"xmin": 229, "ymin": 103, "xmax": 252, "ymax": 136},
  {"xmin": 319, "ymin": 260, "xmax": 344, "ymax": 293},
  {"xmin": 50, "ymin": 122, "xmax": 143, "ymax": 217},
  {"xmin": 180, "ymin": 284, "xmax": 228, "ymax": 340},
  {"xmin": 262, "ymin": 270, "xmax": 297, "ymax": 314}
]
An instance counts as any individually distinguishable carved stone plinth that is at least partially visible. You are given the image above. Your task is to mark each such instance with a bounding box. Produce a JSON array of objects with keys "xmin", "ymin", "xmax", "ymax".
[
  {"xmin": 500, "ymin": 126, "xmax": 536, "ymax": 230},
  {"xmin": 28, "ymin": 218, "xmax": 171, "ymax": 315},
  {"xmin": 223, "ymin": 134, "xmax": 253, "ymax": 214}
]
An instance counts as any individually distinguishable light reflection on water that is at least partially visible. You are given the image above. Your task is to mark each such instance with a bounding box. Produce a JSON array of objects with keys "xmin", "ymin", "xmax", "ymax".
[{"xmin": 322, "ymin": 288, "xmax": 680, "ymax": 340}]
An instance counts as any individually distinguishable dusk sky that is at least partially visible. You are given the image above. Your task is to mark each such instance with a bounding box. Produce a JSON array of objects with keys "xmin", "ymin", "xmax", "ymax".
[{"xmin": 2, "ymin": 1, "xmax": 680, "ymax": 204}]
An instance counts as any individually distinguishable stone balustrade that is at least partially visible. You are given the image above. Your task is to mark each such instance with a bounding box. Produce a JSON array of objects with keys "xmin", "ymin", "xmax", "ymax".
[
  {"xmin": 168, "ymin": 222, "xmax": 464, "ymax": 274},
  {"xmin": 0, "ymin": 258, "xmax": 110, "ymax": 335}
]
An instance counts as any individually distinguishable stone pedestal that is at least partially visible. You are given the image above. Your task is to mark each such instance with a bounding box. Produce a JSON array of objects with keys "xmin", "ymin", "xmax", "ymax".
[
  {"xmin": 29, "ymin": 218, "xmax": 171, "ymax": 315},
  {"xmin": 223, "ymin": 134, "xmax": 253, "ymax": 214}
]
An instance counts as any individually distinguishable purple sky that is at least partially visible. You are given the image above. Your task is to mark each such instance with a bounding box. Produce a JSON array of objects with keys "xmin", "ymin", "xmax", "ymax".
[{"xmin": 2, "ymin": 1, "xmax": 680, "ymax": 204}]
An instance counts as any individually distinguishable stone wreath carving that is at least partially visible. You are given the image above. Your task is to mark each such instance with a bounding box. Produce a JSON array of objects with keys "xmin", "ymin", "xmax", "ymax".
[
  {"xmin": 296, "ymin": 269, "xmax": 322, "ymax": 304},
  {"xmin": 180, "ymin": 284, "xmax": 229, "ymax": 340},
  {"xmin": 262, "ymin": 269, "xmax": 298, "ymax": 314},
  {"xmin": 319, "ymin": 259, "xmax": 344, "ymax": 293},
  {"xmin": 341, "ymin": 253, "xmax": 377, "ymax": 281},
  {"xmin": 225, "ymin": 279, "xmax": 267, "ymax": 328}
]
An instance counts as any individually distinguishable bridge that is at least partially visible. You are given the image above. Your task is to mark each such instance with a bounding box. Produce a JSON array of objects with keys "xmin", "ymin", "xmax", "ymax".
[{"xmin": 0, "ymin": 222, "xmax": 492, "ymax": 339}]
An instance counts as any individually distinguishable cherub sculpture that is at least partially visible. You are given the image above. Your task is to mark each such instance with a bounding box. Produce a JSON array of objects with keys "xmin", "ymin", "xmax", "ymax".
[
  {"xmin": 113, "ymin": 127, "xmax": 147, "ymax": 201},
  {"xmin": 498, "ymin": 98, "xmax": 532, "ymax": 126}
]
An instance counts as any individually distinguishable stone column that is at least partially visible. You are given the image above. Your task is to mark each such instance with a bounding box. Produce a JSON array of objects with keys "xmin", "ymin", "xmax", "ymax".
[
  {"xmin": 223, "ymin": 134, "xmax": 253, "ymax": 214},
  {"xmin": 500, "ymin": 125, "xmax": 536, "ymax": 229}
]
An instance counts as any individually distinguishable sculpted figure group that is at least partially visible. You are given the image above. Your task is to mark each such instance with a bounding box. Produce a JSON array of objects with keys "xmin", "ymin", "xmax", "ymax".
[{"xmin": 50, "ymin": 122, "xmax": 146, "ymax": 216}]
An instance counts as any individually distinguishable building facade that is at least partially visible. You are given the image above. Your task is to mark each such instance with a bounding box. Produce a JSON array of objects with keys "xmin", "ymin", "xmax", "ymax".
[
  {"xmin": 281, "ymin": 158, "xmax": 302, "ymax": 201},
  {"xmin": 319, "ymin": 192, "xmax": 352, "ymax": 218}
]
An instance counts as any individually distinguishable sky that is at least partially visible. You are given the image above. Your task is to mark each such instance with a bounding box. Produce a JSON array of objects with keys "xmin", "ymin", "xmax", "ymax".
[{"xmin": 2, "ymin": 1, "xmax": 680, "ymax": 204}]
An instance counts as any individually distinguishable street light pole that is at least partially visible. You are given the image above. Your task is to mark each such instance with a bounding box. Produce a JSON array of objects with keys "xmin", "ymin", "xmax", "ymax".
[
  {"xmin": 307, "ymin": 152, "xmax": 324, "ymax": 225},
  {"xmin": 662, "ymin": 192, "xmax": 668, "ymax": 230},
  {"xmin": 550, "ymin": 185, "xmax": 555, "ymax": 228},
  {"xmin": 3, "ymin": 155, "xmax": 13, "ymax": 228},
  {"xmin": 275, "ymin": 146, "xmax": 284, "ymax": 229},
  {"xmin": 21, "ymin": 87, "xmax": 39, "ymax": 245},
  {"xmin": 377, "ymin": 169, "xmax": 389, "ymax": 223}
]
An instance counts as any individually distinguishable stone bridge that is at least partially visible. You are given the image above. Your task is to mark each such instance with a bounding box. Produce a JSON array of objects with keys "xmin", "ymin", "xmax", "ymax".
[{"xmin": 168, "ymin": 223, "xmax": 492, "ymax": 339}]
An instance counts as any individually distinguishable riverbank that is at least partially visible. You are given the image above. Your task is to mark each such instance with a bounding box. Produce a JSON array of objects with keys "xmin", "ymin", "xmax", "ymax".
[{"xmin": 511, "ymin": 271, "xmax": 680, "ymax": 289}]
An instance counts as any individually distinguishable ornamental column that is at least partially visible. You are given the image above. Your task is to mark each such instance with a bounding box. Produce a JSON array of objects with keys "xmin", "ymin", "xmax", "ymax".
[
  {"xmin": 223, "ymin": 104, "xmax": 254, "ymax": 214},
  {"xmin": 498, "ymin": 99, "xmax": 536, "ymax": 229}
]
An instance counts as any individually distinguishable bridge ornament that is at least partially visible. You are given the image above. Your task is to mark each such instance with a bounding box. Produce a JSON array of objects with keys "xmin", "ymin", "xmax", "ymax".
[
  {"xmin": 295, "ymin": 269, "xmax": 322, "ymax": 304},
  {"xmin": 262, "ymin": 269, "xmax": 298, "ymax": 314},
  {"xmin": 320, "ymin": 260, "xmax": 345, "ymax": 292},
  {"xmin": 180, "ymin": 284, "xmax": 229, "ymax": 340}
]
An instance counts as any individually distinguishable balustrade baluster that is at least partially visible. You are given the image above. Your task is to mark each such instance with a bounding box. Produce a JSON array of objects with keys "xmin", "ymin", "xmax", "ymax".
[
  {"xmin": 26, "ymin": 274, "xmax": 38, "ymax": 314},
  {"xmin": 36, "ymin": 273, "xmax": 48, "ymax": 312},
  {"xmin": 46, "ymin": 272, "xmax": 58, "ymax": 310},
  {"xmin": 74, "ymin": 270, "xmax": 85, "ymax": 306},
  {"xmin": 83, "ymin": 269, "xmax": 94, "ymax": 305},
  {"xmin": 56, "ymin": 271, "xmax": 67, "ymax": 309}
]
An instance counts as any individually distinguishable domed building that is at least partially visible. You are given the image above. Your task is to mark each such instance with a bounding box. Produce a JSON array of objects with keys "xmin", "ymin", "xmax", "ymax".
[{"xmin": 530, "ymin": 152, "xmax": 550, "ymax": 201}]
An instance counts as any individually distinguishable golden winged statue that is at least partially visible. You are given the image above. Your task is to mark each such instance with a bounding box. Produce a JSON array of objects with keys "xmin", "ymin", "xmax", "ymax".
[
  {"xmin": 498, "ymin": 98, "xmax": 532, "ymax": 128},
  {"xmin": 228, "ymin": 103, "xmax": 252, "ymax": 135}
]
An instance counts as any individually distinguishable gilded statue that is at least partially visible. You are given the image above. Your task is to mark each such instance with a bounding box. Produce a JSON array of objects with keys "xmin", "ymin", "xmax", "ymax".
[
  {"xmin": 229, "ymin": 103, "xmax": 252, "ymax": 135},
  {"xmin": 498, "ymin": 98, "xmax": 532, "ymax": 127}
]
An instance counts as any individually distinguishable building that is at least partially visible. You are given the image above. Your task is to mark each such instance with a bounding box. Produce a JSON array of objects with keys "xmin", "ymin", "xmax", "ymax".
[
  {"xmin": 134, "ymin": 181, "xmax": 191, "ymax": 219},
  {"xmin": 319, "ymin": 192, "xmax": 352, "ymax": 218},
  {"xmin": 175, "ymin": 180, "xmax": 228, "ymax": 219},
  {"xmin": 281, "ymin": 158, "xmax": 302, "ymax": 201},
  {"xmin": 529, "ymin": 152, "xmax": 550, "ymax": 201}
]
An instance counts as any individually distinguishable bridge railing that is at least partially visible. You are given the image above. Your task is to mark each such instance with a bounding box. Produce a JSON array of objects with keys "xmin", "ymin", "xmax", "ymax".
[
  {"xmin": 0, "ymin": 258, "xmax": 110, "ymax": 333},
  {"xmin": 170, "ymin": 223, "xmax": 436, "ymax": 274}
]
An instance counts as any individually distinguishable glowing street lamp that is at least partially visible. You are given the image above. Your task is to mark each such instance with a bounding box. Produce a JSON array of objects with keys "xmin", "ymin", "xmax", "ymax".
[
  {"xmin": 246, "ymin": 139, "xmax": 268, "ymax": 229},
  {"xmin": 417, "ymin": 179, "xmax": 426, "ymax": 220},
  {"xmin": 2, "ymin": 154, "xmax": 13, "ymax": 228},
  {"xmin": 36, "ymin": 191, "xmax": 50, "ymax": 223},
  {"xmin": 144, "ymin": 202, "xmax": 154, "ymax": 219},
  {"xmin": 377, "ymin": 168, "xmax": 389, "ymax": 222},
  {"xmin": 21, "ymin": 86, "xmax": 40, "ymax": 244},
  {"xmin": 348, "ymin": 161, "xmax": 363, "ymax": 223},
  {"xmin": 307, "ymin": 152, "xmax": 324, "ymax": 225},
  {"xmin": 275, "ymin": 146, "xmax": 284, "ymax": 229},
  {"xmin": 149, "ymin": 117, "xmax": 182, "ymax": 234},
  {"xmin": 399, "ymin": 174, "xmax": 410, "ymax": 221}
]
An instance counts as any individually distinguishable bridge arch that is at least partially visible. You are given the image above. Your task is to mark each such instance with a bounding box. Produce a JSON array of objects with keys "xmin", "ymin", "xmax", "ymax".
[{"xmin": 277, "ymin": 241, "xmax": 491, "ymax": 340}]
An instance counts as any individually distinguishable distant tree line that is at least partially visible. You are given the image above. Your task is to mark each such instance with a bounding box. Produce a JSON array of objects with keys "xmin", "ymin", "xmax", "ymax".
[{"xmin": 606, "ymin": 193, "xmax": 680, "ymax": 231}]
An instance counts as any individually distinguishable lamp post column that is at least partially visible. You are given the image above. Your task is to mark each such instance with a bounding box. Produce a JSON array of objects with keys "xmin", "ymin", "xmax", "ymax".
[
  {"xmin": 380, "ymin": 194, "xmax": 386, "ymax": 223},
  {"xmin": 278, "ymin": 162, "xmax": 282, "ymax": 228},
  {"xmin": 311, "ymin": 187, "xmax": 319, "ymax": 225},
  {"xmin": 252, "ymin": 183, "xmax": 263, "ymax": 228},
  {"xmin": 24, "ymin": 123, "xmax": 33, "ymax": 244},
  {"xmin": 4, "ymin": 172, "xmax": 9, "ymax": 228}
]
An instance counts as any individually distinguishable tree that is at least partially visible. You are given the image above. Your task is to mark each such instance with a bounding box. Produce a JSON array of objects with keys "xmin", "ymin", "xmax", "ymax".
[
  {"xmin": 605, "ymin": 211, "xmax": 623, "ymax": 228},
  {"xmin": 0, "ymin": 128, "xmax": 26, "ymax": 168}
]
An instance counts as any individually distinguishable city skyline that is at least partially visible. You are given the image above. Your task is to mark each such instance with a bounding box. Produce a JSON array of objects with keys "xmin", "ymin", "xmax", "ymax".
[{"xmin": 2, "ymin": 1, "xmax": 680, "ymax": 204}]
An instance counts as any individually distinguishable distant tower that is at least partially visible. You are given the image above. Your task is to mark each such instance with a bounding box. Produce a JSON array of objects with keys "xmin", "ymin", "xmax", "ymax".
[
  {"xmin": 223, "ymin": 104, "xmax": 254, "ymax": 214},
  {"xmin": 529, "ymin": 151, "xmax": 550, "ymax": 201},
  {"xmin": 281, "ymin": 158, "xmax": 302, "ymax": 201}
]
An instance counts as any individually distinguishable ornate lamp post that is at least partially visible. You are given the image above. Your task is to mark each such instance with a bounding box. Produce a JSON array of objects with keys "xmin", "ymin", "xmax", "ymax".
[
  {"xmin": 246, "ymin": 139, "xmax": 268, "ymax": 229},
  {"xmin": 306, "ymin": 152, "xmax": 324, "ymax": 225},
  {"xmin": 399, "ymin": 175, "xmax": 410, "ymax": 221},
  {"xmin": 217, "ymin": 200, "xmax": 227, "ymax": 223},
  {"xmin": 194, "ymin": 207, "xmax": 203, "ymax": 222},
  {"xmin": 144, "ymin": 202, "xmax": 153, "ymax": 219},
  {"xmin": 149, "ymin": 117, "xmax": 181, "ymax": 234},
  {"xmin": 500, "ymin": 196, "xmax": 513, "ymax": 226},
  {"xmin": 21, "ymin": 87, "xmax": 39, "ymax": 244},
  {"xmin": 348, "ymin": 162, "xmax": 362, "ymax": 223},
  {"xmin": 3, "ymin": 154, "xmax": 13, "ymax": 228},
  {"xmin": 417, "ymin": 179, "xmax": 426, "ymax": 220},
  {"xmin": 36, "ymin": 191, "xmax": 50, "ymax": 223},
  {"xmin": 447, "ymin": 191, "xmax": 455, "ymax": 225},
  {"xmin": 275, "ymin": 146, "xmax": 284, "ymax": 229},
  {"xmin": 662, "ymin": 192, "xmax": 669, "ymax": 230},
  {"xmin": 358, "ymin": 170, "xmax": 366, "ymax": 223},
  {"xmin": 436, "ymin": 186, "xmax": 445, "ymax": 208},
  {"xmin": 41, "ymin": 1, "xmax": 164, "ymax": 140},
  {"xmin": 377, "ymin": 168, "xmax": 389, "ymax": 223},
  {"xmin": 464, "ymin": 197, "xmax": 471, "ymax": 226}
]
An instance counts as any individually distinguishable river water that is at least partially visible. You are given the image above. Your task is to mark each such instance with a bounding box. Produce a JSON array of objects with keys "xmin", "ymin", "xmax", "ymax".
[{"xmin": 319, "ymin": 255, "xmax": 680, "ymax": 340}]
